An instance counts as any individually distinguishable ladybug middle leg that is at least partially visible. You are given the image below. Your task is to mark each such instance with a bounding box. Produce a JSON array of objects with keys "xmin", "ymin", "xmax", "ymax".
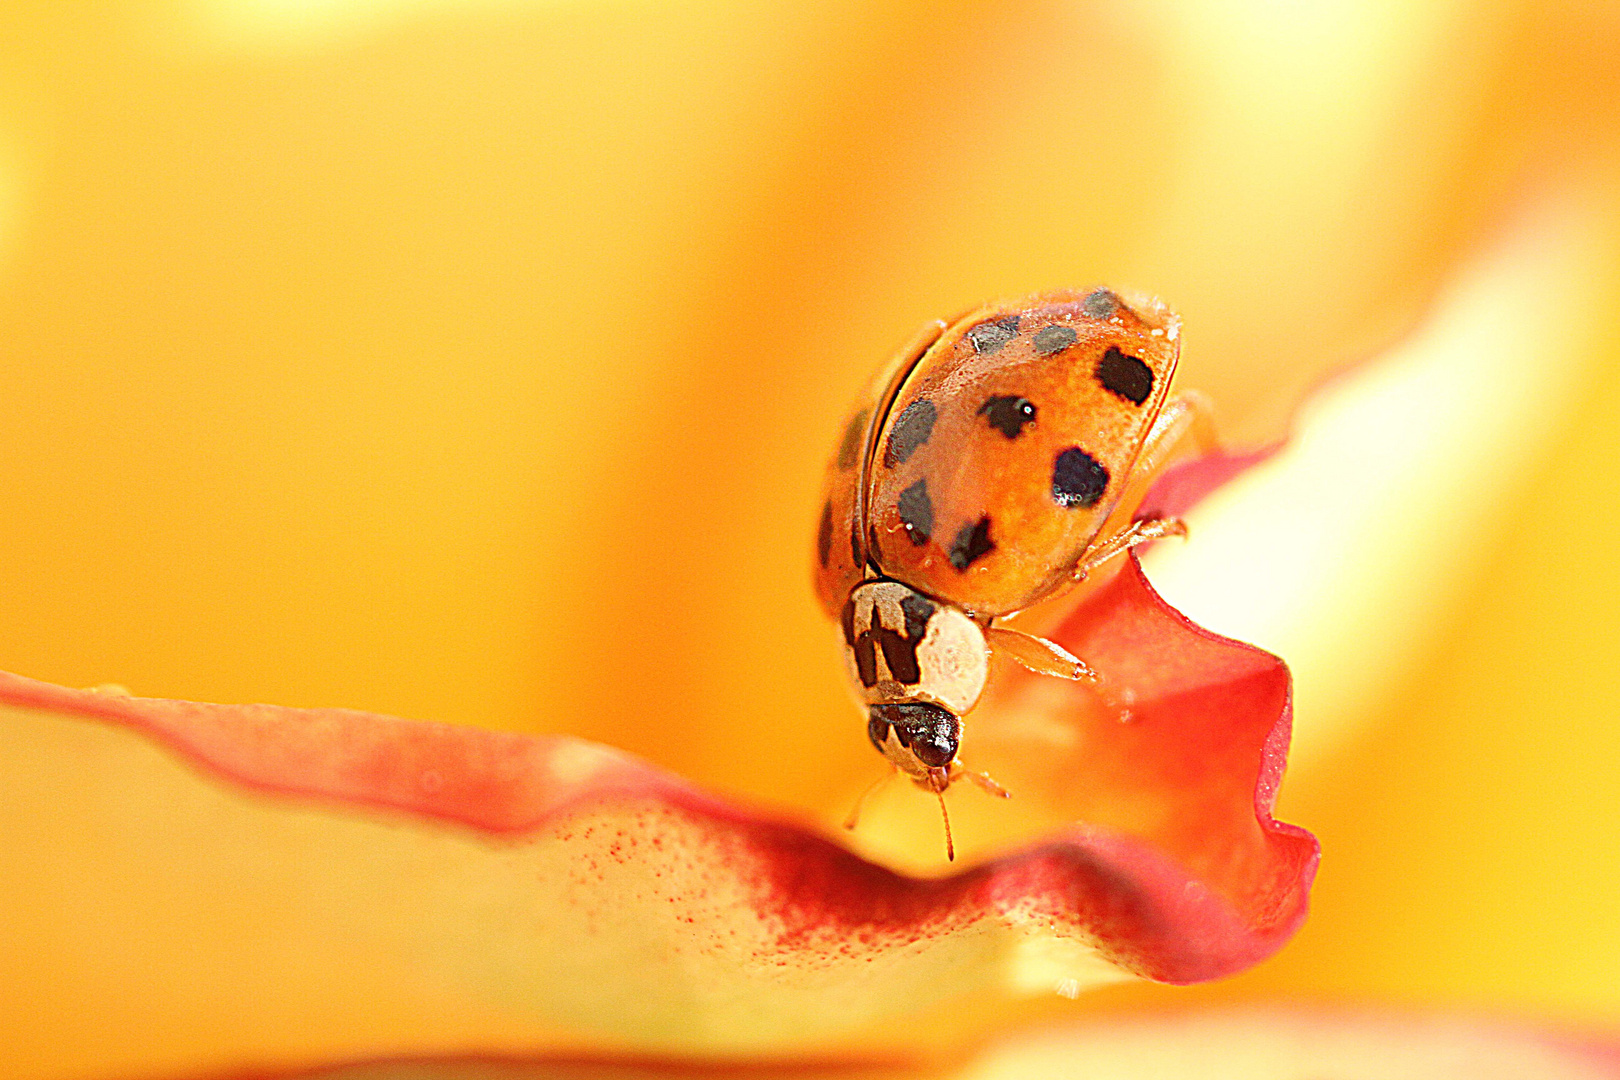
[
  {"xmin": 1066, "ymin": 390, "xmax": 1218, "ymax": 586},
  {"xmin": 1068, "ymin": 516, "xmax": 1188, "ymax": 584}
]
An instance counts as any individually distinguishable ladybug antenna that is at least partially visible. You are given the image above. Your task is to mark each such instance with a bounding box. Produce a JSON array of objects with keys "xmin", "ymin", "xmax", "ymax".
[
  {"xmin": 843, "ymin": 768, "xmax": 896, "ymax": 831},
  {"xmin": 937, "ymin": 790, "xmax": 955, "ymax": 862}
]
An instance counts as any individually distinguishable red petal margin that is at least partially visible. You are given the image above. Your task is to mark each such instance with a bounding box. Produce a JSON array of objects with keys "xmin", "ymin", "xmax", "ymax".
[
  {"xmin": 218, "ymin": 1010, "xmax": 1620, "ymax": 1080},
  {"xmin": 1022, "ymin": 553, "xmax": 1319, "ymax": 981},
  {"xmin": 0, "ymin": 559, "xmax": 1313, "ymax": 1058}
]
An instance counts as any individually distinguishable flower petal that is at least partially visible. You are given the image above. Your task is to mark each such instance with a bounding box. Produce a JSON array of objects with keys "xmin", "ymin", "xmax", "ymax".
[
  {"xmin": 911, "ymin": 553, "xmax": 1317, "ymax": 983},
  {"xmin": 968, "ymin": 1010, "xmax": 1620, "ymax": 1080},
  {"xmin": 0, "ymin": 618, "xmax": 1312, "ymax": 1075},
  {"xmin": 86, "ymin": 1010, "xmax": 1620, "ymax": 1079}
]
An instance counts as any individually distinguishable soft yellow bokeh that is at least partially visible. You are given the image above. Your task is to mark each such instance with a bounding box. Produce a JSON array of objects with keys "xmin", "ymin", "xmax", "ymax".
[
  {"xmin": 1, "ymin": 0, "xmax": 1618, "ymax": 1075},
  {"xmin": 1134, "ymin": 182, "xmax": 1620, "ymax": 1023}
]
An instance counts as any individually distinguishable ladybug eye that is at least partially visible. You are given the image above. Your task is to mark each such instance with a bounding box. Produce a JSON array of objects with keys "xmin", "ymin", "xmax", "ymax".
[
  {"xmin": 908, "ymin": 724, "xmax": 957, "ymax": 768},
  {"xmin": 870, "ymin": 702, "xmax": 960, "ymax": 768},
  {"xmin": 867, "ymin": 712, "xmax": 892, "ymax": 752}
]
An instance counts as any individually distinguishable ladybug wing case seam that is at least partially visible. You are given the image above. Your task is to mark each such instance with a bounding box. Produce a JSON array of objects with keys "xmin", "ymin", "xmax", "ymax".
[{"xmin": 852, "ymin": 320, "xmax": 947, "ymax": 577}]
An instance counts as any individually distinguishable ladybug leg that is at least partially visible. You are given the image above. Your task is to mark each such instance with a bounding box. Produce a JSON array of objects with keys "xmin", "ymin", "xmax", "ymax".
[
  {"xmin": 1067, "ymin": 391, "xmax": 1214, "ymax": 587},
  {"xmin": 1069, "ymin": 516, "xmax": 1188, "ymax": 584},
  {"xmin": 950, "ymin": 761, "xmax": 1011, "ymax": 799},
  {"xmin": 985, "ymin": 624, "xmax": 1097, "ymax": 681},
  {"xmin": 1134, "ymin": 389, "xmax": 1219, "ymax": 480},
  {"xmin": 842, "ymin": 766, "xmax": 898, "ymax": 831},
  {"xmin": 1094, "ymin": 391, "xmax": 1216, "ymax": 536}
]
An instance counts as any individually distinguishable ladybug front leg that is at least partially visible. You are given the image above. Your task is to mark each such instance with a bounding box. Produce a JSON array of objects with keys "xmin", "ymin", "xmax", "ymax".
[
  {"xmin": 1098, "ymin": 390, "xmax": 1219, "ymax": 533},
  {"xmin": 1068, "ymin": 516, "xmax": 1188, "ymax": 584},
  {"xmin": 1132, "ymin": 388, "xmax": 1219, "ymax": 483},
  {"xmin": 948, "ymin": 760, "xmax": 1011, "ymax": 800},
  {"xmin": 1068, "ymin": 390, "xmax": 1217, "ymax": 585},
  {"xmin": 842, "ymin": 766, "xmax": 897, "ymax": 830},
  {"xmin": 984, "ymin": 624, "xmax": 1097, "ymax": 681}
]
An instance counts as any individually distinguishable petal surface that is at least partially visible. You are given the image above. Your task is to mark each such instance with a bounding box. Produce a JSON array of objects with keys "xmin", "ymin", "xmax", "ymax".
[
  {"xmin": 88, "ymin": 1010, "xmax": 1620, "ymax": 1079},
  {"xmin": 0, "ymin": 596, "xmax": 1312, "ymax": 1078}
]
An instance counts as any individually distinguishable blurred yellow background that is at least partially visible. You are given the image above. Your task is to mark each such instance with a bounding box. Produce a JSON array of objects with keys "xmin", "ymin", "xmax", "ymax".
[{"xmin": 1, "ymin": 0, "xmax": 1618, "ymax": 1073}]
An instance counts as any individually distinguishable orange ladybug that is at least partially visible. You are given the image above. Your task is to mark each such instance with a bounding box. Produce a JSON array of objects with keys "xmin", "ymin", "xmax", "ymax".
[{"xmin": 815, "ymin": 288, "xmax": 1213, "ymax": 857}]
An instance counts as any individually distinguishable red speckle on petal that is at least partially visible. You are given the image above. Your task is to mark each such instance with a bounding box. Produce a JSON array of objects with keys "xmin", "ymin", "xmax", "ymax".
[{"xmin": 1, "ymin": 558, "xmax": 1313, "ymax": 1050}]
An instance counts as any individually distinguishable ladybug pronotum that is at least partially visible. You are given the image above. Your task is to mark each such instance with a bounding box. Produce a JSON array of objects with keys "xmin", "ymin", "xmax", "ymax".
[{"xmin": 815, "ymin": 288, "xmax": 1213, "ymax": 858}]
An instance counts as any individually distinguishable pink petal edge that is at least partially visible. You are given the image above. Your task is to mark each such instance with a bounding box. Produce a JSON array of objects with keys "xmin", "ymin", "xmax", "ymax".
[
  {"xmin": 200, "ymin": 1009, "xmax": 1620, "ymax": 1080},
  {"xmin": 0, "ymin": 550, "xmax": 1315, "ymax": 990}
]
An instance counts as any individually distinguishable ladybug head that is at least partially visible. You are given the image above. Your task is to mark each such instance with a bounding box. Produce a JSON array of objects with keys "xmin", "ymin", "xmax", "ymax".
[{"xmin": 868, "ymin": 701, "xmax": 960, "ymax": 777}]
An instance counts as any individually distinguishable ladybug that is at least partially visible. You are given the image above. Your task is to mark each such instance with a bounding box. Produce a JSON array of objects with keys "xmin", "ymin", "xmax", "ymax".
[{"xmin": 814, "ymin": 288, "xmax": 1212, "ymax": 858}]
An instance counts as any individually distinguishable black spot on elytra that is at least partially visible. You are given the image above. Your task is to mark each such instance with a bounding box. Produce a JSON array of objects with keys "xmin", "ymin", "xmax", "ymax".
[
  {"xmin": 1033, "ymin": 325, "xmax": 1078, "ymax": 355},
  {"xmin": 885, "ymin": 399, "xmax": 937, "ymax": 467},
  {"xmin": 900, "ymin": 592, "xmax": 935, "ymax": 641},
  {"xmin": 837, "ymin": 409, "xmax": 868, "ymax": 470},
  {"xmin": 1053, "ymin": 447, "xmax": 1110, "ymax": 509},
  {"xmin": 1095, "ymin": 346, "xmax": 1154, "ymax": 406},
  {"xmin": 817, "ymin": 500, "xmax": 833, "ymax": 568},
  {"xmin": 840, "ymin": 597, "xmax": 857, "ymax": 647},
  {"xmin": 966, "ymin": 316, "xmax": 1020, "ymax": 355},
  {"xmin": 897, "ymin": 479, "xmax": 932, "ymax": 545},
  {"xmin": 1083, "ymin": 289, "xmax": 1118, "ymax": 318},
  {"xmin": 978, "ymin": 395, "xmax": 1037, "ymax": 439},
  {"xmin": 949, "ymin": 516, "xmax": 995, "ymax": 570}
]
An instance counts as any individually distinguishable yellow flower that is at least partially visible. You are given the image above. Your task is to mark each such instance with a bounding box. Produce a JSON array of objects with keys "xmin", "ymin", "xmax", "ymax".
[{"xmin": 0, "ymin": 1, "xmax": 1617, "ymax": 1078}]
